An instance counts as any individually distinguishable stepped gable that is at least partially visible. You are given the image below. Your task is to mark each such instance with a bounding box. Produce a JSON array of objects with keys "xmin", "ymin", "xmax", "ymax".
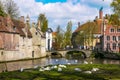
[
  {"xmin": 12, "ymin": 19, "xmax": 25, "ymax": 37},
  {"xmin": 27, "ymin": 29, "xmax": 32, "ymax": 38}
]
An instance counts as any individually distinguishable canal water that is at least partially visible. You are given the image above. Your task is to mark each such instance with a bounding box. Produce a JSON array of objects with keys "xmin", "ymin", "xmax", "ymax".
[{"xmin": 0, "ymin": 56, "xmax": 120, "ymax": 72}]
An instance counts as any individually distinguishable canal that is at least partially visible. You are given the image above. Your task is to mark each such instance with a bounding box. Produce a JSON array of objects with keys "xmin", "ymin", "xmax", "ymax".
[{"xmin": 0, "ymin": 55, "xmax": 120, "ymax": 72}]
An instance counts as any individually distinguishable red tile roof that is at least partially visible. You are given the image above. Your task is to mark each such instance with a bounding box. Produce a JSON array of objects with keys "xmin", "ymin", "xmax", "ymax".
[
  {"xmin": 0, "ymin": 16, "xmax": 19, "ymax": 34},
  {"xmin": 12, "ymin": 19, "xmax": 32, "ymax": 38},
  {"xmin": 0, "ymin": 35, "xmax": 3, "ymax": 49},
  {"xmin": 74, "ymin": 19, "xmax": 102, "ymax": 34},
  {"xmin": 12, "ymin": 19, "xmax": 25, "ymax": 36}
]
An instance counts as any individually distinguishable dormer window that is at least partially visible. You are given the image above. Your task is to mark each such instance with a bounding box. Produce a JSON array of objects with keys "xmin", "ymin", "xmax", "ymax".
[
  {"xmin": 111, "ymin": 28, "xmax": 114, "ymax": 32},
  {"xmin": 13, "ymin": 26, "xmax": 16, "ymax": 31}
]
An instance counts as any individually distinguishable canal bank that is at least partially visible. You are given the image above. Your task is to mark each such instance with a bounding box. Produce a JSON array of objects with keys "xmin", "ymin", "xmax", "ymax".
[
  {"xmin": 0, "ymin": 64, "xmax": 120, "ymax": 80},
  {"xmin": 0, "ymin": 55, "xmax": 120, "ymax": 73}
]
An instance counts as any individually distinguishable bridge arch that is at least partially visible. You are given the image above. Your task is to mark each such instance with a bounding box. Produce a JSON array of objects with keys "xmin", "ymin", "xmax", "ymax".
[
  {"xmin": 50, "ymin": 52, "xmax": 62, "ymax": 57},
  {"xmin": 47, "ymin": 49, "xmax": 92, "ymax": 58},
  {"xmin": 65, "ymin": 50, "xmax": 87, "ymax": 58}
]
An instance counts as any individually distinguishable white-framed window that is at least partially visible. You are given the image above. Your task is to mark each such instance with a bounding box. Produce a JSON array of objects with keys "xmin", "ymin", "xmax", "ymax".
[
  {"xmin": 106, "ymin": 36, "xmax": 110, "ymax": 40},
  {"xmin": 117, "ymin": 29, "xmax": 120, "ymax": 32},
  {"xmin": 118, "ymin": 36, "xmax": 120, "ymax": 41},
  {"xmin": 112, "ymin": 43, "xmax": 116, "ymax": 50},
  {"xmin": 111, "ymin": 28, "xmax": 114, "ymax": 32},
  {"xmin": 113, "ymin": 36, "xmax": 116, "ymax": 41},
  {"xmin": 118, "ymin": 43, "xmax": 120, "ymax": 47},
  {"xmin": 107, "ymin": 43, "xmax": 110, "ymax": 49}
]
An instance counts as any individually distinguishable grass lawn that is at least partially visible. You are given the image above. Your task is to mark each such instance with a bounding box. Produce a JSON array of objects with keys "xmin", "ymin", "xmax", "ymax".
[{"xmin": 0, "ymin": 64, "xmax": 120, "ymax": 80}]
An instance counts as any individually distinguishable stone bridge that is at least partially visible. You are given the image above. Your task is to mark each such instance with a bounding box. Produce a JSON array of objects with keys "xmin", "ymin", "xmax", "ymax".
[{"xmin": 47, "ymin": 49, "xmax": 92, "ymax": 58}]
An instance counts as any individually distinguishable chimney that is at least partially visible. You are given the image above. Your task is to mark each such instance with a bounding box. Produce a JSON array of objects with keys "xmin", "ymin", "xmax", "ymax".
[
  {"xmin": 20, "ymin": 16, "xmax": 25, "ymax": 22},
  {"xmin": 99, "ymin": 7, "xmax": 103, "ymax": 19},
  {"xmin": 78, "ymin": 22, "xmax": 80, "ymax": 27},
  {"xmin": 26, "ymin": 15, "xmax": 30, "ymax": 23}
]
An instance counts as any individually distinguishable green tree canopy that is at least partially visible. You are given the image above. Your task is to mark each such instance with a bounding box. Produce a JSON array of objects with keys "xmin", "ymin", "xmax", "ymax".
[
  {"xmin": 55, "ymin": 25, "xmax": 64, "ymax": 49},
  {"xmin": 0, "ymin": 1, "xmax": 6, "ymax": 16},
  {"xmin": 110, "ymin": 0, "xmax": 120, "ymax": 26},
  {"xmin": 38, "ymin": 13, "xmax": 48, "ymax": 33},
  {"xmin": 64, "ymin": 21, "xmax": 72, "ymax": 47}
]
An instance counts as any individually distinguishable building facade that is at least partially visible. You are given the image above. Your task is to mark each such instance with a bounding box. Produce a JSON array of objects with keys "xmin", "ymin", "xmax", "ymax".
[
  {"xmin": 101, "ymin": 22, "xmax": 120, "ymax": 53},
  {"xmin": 0, "ymin": 15, "xmax": 47, "ymax": 62},
  {"xmin": 30, "ymin": 22, "xmax": 46, "ymax": 58},
  {"xmin": 46, "ymin": 28, "xmax": 53, "ymax": 51}
]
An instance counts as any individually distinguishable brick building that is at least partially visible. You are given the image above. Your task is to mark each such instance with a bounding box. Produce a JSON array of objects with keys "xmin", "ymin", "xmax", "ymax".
[{"xmin": 101, "ymin": 20, "xmax": 120, "ymax": 53}]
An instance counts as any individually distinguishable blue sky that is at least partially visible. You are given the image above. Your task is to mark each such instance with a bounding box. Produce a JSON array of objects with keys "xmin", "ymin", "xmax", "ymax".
[
  {"xmin": 13, "ymin": 0, "xmax": 112, "ymax": 31},
  {"xmin": 35, "ymin": 0, "xmax": 67, "ymax": 3}
]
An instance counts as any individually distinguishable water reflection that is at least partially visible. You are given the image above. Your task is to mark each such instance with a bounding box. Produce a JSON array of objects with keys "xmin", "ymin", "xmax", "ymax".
[{"xmin": 0, "ymin": 57, "xmax": 120, "ymax": 72}]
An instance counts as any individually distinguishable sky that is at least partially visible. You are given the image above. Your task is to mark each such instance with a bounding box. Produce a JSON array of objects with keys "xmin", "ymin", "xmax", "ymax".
[{"xmin": 13, "ymin": 0, "xmax": 112, "ymax": 31}]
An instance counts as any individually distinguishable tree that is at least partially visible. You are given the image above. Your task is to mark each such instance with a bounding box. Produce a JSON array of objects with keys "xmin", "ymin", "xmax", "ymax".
[
  {"xmin": 64, "ymin": 21, "xmax": 72, "ymax": 48},
  {"xmin": 0, "ymin": 1, "xmax": 6, "ymax": 16},
  {"xmin": 110, "ymin": 0, "xmax": 120, "ymax": 26},
  {"xmin": 38, "ymin": 13, "xmax": 48, "ymax": 33},
  {"xmin": 109, "ymin": 14, "xmax": 120, "ymax": 26},
  {"xmin": 55, "ymin": 25, "xmax": 64, "ymax": 49},
  {"xmin": 4, "ymin": 0, "xmax": 19, "ymax": 19},
  {"xmin": 74, "ymin": 21, "xmax": 96, "ymax": 49}
]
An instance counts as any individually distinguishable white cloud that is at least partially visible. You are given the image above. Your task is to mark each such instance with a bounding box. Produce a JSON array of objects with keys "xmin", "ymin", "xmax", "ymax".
[{"xmin": 13, "ymin": 0, "xmax": 112, "ymax": 31}]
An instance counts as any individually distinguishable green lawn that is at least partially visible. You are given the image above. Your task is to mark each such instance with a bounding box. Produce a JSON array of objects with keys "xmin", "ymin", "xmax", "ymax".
[{"xmin": 0, "ymin": 64, "xmax": 120, "ymax": 80}]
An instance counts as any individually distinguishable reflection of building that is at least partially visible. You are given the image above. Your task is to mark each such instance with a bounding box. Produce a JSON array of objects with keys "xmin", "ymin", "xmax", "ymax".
[{"xmin": 46, "ymin": 28, "xmax": 53, "ymax": 51}]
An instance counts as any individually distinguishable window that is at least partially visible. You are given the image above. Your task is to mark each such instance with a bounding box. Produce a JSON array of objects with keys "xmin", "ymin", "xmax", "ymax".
[
  {"xmin": 107, "ymin": 43, "xmax": 110, "ymax": 49},
  {"xmin": 106, "ymin": 36, "xmax": 110, "ymax": 40},
  {"xmin": 36, "ymin": 32, "xmax": 38, "ymax": 35},
  {"xmin": 1, "ymin": 52, "xmax": 3, "ymax": 55},
  {"xmin": 118, "ymin": 36, "xmax": 120, "ymax": 41},
  {"xmin": 111, "ymin": 28, "xmax": 114, "ymax": 32},
  {"xmin": 118, "ymin": 43, "xmax": 120, "ymax": 47},
  {"xmin": 13, "ymin": 26, "xmax": 16, "ymax": 31},
  {"xmin": 117, "ymin": 29, "xmax": 120, "ymax": 32},
  {"xmin": 113, "ymin": 36, "xmax": 116, "ymax": 41},
  {"xmin": 112, "ymin": 43, "xmax": 116, "ymax": 50}
]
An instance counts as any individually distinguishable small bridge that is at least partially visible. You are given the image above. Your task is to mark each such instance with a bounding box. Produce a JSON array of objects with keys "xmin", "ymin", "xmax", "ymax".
[{"xmin": 47, "ymin": 49, "xmax": 92, "ymax": 58}]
